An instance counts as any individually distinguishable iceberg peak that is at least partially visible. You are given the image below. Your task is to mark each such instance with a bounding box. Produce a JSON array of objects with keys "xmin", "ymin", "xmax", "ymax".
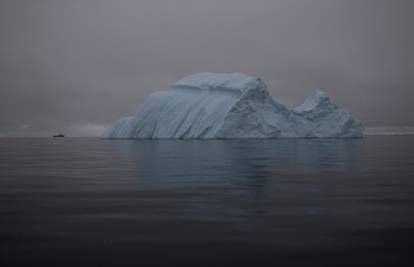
[
  {"xmin": 172, "ymin": 72, "xmax": 265, "ymax": 95},
  {"xmin": 102, "ymin": 73, "xmax": 364, "ymax": 139},
  {"xmin": 294, "ymin": 89, "xmax": 332, "ymax": 112}
]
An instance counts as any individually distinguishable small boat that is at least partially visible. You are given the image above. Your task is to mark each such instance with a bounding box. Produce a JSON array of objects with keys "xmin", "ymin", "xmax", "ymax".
[{"xmin": 53, "ymin": 134, "xmax": 65, "ymax": 138}]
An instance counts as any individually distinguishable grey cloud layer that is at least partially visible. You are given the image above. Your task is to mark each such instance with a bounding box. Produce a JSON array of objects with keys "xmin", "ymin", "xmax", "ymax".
[{"xmin": 1, "ymin": 0, "xmax": 413, "ymax": 136}]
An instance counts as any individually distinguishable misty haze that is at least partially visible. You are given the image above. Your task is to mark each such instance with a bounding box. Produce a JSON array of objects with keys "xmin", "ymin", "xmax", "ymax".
[{"xmin": 1, "ymin": 0, "xmax": 414, "ymax": 136}]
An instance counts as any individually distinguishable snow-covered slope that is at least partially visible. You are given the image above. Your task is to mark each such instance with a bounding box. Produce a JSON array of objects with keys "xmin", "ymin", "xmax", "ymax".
[{"xmin": 102, "ymin": 73, "xmax": 364, "ymax": 139}]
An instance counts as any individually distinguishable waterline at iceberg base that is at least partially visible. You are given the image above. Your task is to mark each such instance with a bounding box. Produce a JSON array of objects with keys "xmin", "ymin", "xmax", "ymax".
[{"xmin": 102, "ymin": 73, "xmax": 365, "ymax": 139}]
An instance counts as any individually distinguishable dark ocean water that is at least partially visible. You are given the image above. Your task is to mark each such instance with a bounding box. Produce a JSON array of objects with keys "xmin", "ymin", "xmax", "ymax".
[{"xmin": 1, "ymin": 136, "xmax": 414, "ymax": 266}]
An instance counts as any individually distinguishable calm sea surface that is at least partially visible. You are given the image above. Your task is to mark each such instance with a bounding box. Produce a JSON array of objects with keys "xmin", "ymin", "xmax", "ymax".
[{"xmin": 1, "ymin": 136, "xmax": 414, "ymax": 266}]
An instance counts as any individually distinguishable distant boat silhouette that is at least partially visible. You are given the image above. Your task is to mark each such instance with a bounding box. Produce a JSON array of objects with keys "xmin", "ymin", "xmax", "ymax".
[{"xmin": 53, "ymin": 134, "xmax": 64, "ymax": 137}]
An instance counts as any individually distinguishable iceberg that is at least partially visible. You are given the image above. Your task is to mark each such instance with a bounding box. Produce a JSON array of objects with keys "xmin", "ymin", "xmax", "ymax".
[{"xmin": 102, "ymin": 73, "xmax": 364, "ymax": 139}]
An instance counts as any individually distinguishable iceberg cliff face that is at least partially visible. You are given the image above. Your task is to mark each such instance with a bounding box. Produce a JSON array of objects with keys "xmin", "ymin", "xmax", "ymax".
[{"xmin": 102, "ymin": 73, "xmax": 364, "ymax": 139}]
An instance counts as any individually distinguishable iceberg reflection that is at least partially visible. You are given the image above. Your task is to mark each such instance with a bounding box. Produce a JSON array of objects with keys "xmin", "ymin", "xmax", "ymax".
[
  {"xmin": 106, "ymin": 139, "xmax": 363, "ymax": 220},
  {"xmin": 109, "ymin": 139, "xmax": 363, "ymax": 187}
]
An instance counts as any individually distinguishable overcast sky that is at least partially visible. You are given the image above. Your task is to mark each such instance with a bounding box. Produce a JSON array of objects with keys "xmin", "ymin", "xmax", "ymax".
[{"xmin": 1, "ymin": 0, "xmax": 413, "ymax": 136}]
